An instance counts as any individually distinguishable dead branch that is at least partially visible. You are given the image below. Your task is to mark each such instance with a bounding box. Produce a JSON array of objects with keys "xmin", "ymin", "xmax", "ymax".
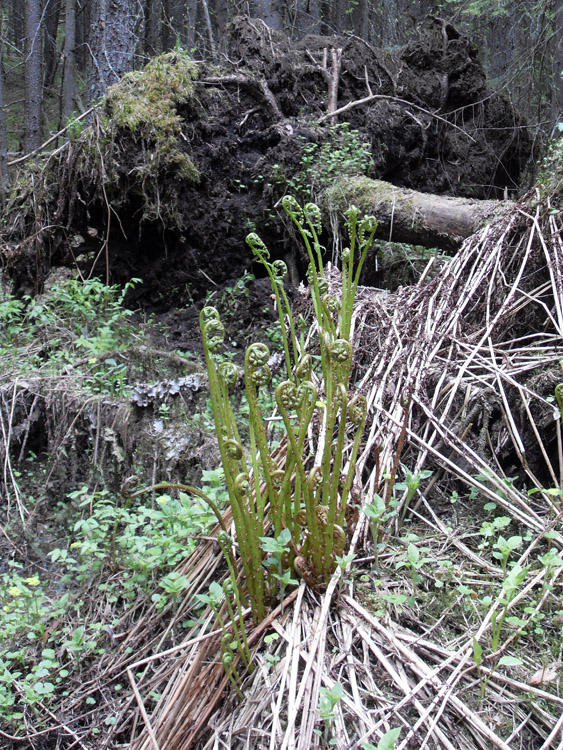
[
  {"xmin": 201, "ymin": 74, "xmax": 282, "ymax": 119},
  {"xmin": 317, "ymin": 92, "xmax": 477, "ymax": 142},
  {"xmin": 7, "ymin": 106, "xmax": 95, "ymax": 167}
]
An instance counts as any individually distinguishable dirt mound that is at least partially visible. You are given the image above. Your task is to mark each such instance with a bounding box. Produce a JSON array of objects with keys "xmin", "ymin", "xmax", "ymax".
[{"xmin": 1, "ymin": 16, "xmax": 531, "ymax": 307}]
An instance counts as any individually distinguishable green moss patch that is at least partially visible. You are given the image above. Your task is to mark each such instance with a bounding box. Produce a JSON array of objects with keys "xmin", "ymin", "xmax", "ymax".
[{"xmin": 105, "ymin": 51, "xmax": 199, "ymax": 182}]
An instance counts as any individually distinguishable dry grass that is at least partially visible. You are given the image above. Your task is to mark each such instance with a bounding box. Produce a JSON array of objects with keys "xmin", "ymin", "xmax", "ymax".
[
  {"xmin": 1, "ymin": 185, "xmax": 562, "ymax": 749},
  {"xmin": 113, "ymin": 188, "xmax": 563, "ymax": 749}
]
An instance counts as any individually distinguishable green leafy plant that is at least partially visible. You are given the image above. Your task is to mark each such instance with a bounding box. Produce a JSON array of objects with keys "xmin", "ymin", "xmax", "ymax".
[
  {"xmin": 198, "ymin": 196, "xmax": 377, "ymax": 624},
  {"xmin": 395, "ymin": 541, "xmax": 434, "ymax": 591},
  {"xmin": 0, "ymin": 275, "xmax": 142, "ymax": 394},
  {"xmin": 362, "ymin": 493, "xmax": 386, "ymax": 571},
  {"xmin": 319, "ymin": 681, "xmax": 344, "ymax": 726},
  {"xmin": 490, "ymin": 563, "xmax": 528, "ymax": 651},
  {"xmin": 394, "ymin": 465, "xmax": 433, "ymax": 526},
  {"xmin": 492, "ymin": 534, "xmax": 522, "ymax": 573},
  {"xmin": 269, "ymin": 123, "xmax": 372, "ymax": 201},
  {"xmin": 362, "ymin": 727, "xmax": 402, "ymax": 750}
]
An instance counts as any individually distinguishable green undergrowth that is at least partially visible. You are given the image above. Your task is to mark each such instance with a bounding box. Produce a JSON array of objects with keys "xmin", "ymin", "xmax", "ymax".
[
  {"xmin": 267, "ymin": 122, "xmax": 373, "ymax": 206},
  {"xmin": 0, "ymin": 468, "xmax": 229, "ymax": 734},
  {"xmin": 0, "ymin": 274, "xmax": 142, "ymax": 396}
]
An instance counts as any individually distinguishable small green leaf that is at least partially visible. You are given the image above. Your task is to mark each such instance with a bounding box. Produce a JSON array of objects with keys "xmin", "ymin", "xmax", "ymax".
[
  {"xmin": 472, "ymin": 637, "xmax": 482, "ymax": 666},
  {"xmin": 208, "ymin": 581, "xmax": 223, "ymax": 601},
  {"xmin": 498, "ymin": 655, "xmax": 522, "ymax": 666},
  {"xmin": 376, "ymin": 726, "xmax": 402, "ymax": 750},
  {"xmin": 407, "ymin": 543, "xmax": 420, "ymax": 565}
]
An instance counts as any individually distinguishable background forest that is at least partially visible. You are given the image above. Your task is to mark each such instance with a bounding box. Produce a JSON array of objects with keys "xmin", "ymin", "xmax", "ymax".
[{"xmin": 1, "ymin": 0, "xmax": 562, "ymax": 173}]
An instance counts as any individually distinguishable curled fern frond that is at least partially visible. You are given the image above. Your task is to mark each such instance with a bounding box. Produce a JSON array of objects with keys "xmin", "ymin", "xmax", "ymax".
[
  {"xmin": 246, "ymin": 342, "xmax": 270, "ymax": 368},
  {"xmin": 235, "ymin": 473, "xmax": 251, "ymax": 496},
  {"xmin": 276, "ymin": 380, "xmax": 298, "ymax": 410},
  {"xmin": 218, "ymin": 361, "xmax": 239, "ymax": 388},
  {"xmin": 224, "ymin": 439, "xmax": 243, "ymax": 460},
  {"xmin": 249, "ymin": 364, "xmax": 271, "ymax": 387},
  {"xmin": 329, "ymin": 339, "xmax": 353, "ymax": 364},
  {"xmin": 323, "ymin": 294, "xmax": 341, "ymax": 314},
  {"xmin": 203, "ymin": 319, "xmax": 225, "ymax": 352},
  {"xmin": 348, "ymin": 394, "xmax": 367, "ymax": 426},
  {"xmin": 200, "ymin": 305, "xmax": 220, "ymax": 324},
  {"xmin": 222, "ymin": 652, "xmax": 234, "ymax": 668},
  {"xmin": 246, "ymin": 232, "xmax": 270, "ymax": 260},
  {"xmin": 217, "ymin": 530, "xmax": 232, "ymax": 547},
  {"xmin": 282, "ymin": 194, "xmax": 304, "ymax": 224},
  {"xmin": 271, "ymin": 470, "xmax": 285, "ymax": 490},
  {"xmin": 272, "ymin": 259, "xmax": 288, "ymax": 281},
  {"xmin": 304, "ymin": 202, "xmax": 322, "ymax": 233},
  {"xmin": 359, "ymin": 215, "xmax": 378, "ymax": 244},
  {"xmin": 308, "ymin": 466, "xmax": 323, "ymax": 492},
  {"xmin": 221, "ymin": 632, "xmax": 234, "ymax": 649},
  {"xmin": 344, "ymin": 204, "xmax": 359, "ymax": 229}
]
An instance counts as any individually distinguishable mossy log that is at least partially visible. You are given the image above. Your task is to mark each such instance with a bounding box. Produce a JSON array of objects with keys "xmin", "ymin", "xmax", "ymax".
[{"xmin": 325, "ymin": 175, "xmax": 511, "ymax": 250}]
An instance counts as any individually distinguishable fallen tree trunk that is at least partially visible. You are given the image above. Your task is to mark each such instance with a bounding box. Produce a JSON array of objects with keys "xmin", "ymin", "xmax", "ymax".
[{"xmin": 325, "ymin": 175, "xmax": 512, "ymax": 250}]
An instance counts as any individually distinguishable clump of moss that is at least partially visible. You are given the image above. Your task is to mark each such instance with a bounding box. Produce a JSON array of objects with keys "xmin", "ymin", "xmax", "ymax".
[{"xmin": 105, "ymin": 51, "xmax": 199, "ymax": 183}]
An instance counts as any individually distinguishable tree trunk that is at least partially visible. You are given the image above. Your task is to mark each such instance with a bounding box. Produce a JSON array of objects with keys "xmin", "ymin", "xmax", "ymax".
[
  {"xmin": 144, "ymin": 0, "xmax": 162, "ymax": 56},
  {"xmin": 325, "ymin": 175, "xmax": 511, "ymax": 250},
  {"xmin": 10, "ymin": 0, "xmax": 25, "ymax": 46},
  {"xmin": 551, "ymin": 0, "xmax": 563, "ymax": 126},
  {"xmin": 75, "ymin": 0, "xmax": 89, "ymax": 72},
  {"xmin": 24, "ymin": 0, "xmax": 43, "ymax": 153},
  {"xmin": 87, "ymin": 0, "xmax": 137, "ymax": 104},
  {"xmin": 0, "ymin": 18, "xmax": 9, "ymax": 207},
  {"xmin": 62, "ymin": 0, "xmax": 77, "ymax": 120},
  {"xmin": 43, "ymin": 0, "xmax": 62, "ymax": 89}
]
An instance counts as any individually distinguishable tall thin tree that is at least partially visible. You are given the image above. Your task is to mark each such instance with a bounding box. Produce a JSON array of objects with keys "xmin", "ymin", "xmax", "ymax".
[
  {"xmin": 87, "ymin": 0, "xmax": 137, "ymax": 103},
  {"xmin": 552, "ymin": 0, "xmax": 563, "ymax": 127},
  {"xmin": 62, "ymin": 0, "xmax": 77, "ymax": 120},
  {"xmin": 43, "ymin": 0, "xmax": 62, "ymax": 89},
  {"xmin": 0, "ymin": 17, "xmax": 9, "ymax": 206},
  {"xmin": 24, "ymin": 0, "xmax": 44, "ymax": 153}
]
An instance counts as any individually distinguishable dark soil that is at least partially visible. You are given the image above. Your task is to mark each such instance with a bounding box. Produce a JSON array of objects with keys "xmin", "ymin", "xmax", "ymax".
[{"xmin": 2, "ymin": 15, "xmax": 531, "ymax": 311}]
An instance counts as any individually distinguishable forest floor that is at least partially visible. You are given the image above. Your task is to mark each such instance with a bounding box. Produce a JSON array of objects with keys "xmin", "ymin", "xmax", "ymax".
[{"xmin": 1, "ymin": 164, "xmax": 563, "ymax": 748}]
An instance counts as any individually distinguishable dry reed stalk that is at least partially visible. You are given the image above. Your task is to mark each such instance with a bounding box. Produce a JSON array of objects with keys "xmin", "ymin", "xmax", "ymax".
[{"xmin": 125, "ymin": 189, "xmax": 563, "ymax": 749}]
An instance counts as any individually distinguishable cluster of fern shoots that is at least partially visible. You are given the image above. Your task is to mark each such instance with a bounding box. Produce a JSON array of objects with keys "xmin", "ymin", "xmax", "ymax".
[{"xmin": 200, "ymin": 197, "xmax": 377, "ymax": 630}]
